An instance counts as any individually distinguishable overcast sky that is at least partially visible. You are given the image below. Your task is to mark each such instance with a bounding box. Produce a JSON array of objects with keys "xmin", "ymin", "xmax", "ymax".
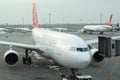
[{"xmin": 0, "ymin": 0, "xmax": 119, "ymax": 24}]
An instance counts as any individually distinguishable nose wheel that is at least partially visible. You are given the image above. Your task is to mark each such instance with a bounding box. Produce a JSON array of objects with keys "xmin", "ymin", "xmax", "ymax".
[
  {"xmin": 61, "ymin": 68, "xmax": 79, "ymax": 80},
  {"xmin": 22, "ymin": 49, "xmax": 32, "ymax": 65},
  {"xmin": 69, "ymin": 68, "xmax": 78, "ymax": 79}
]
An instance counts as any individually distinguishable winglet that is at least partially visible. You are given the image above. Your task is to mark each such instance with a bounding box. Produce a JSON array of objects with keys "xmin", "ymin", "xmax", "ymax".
[
  {"xmin": 106, "ymin": 14, "xmax": 113, "ymax": 26},
  {"xmin": 32, "ymin": 3, "xmax": 39, "ymax": 28}
]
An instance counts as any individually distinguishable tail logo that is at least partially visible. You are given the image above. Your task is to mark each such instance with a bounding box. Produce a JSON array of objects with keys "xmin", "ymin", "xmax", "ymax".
[
  {"xmin": 32, "ymin": 3, "xmax": 39, "ymax": 28},
  {"xmin": 106, "ymin": 14, "xmax": 113, "ymax": 26}
]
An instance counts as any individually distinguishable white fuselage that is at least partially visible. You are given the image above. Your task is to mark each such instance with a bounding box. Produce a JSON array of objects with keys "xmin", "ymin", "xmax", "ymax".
[
  {"xmin": 82, "ymin": 25, "xmax": 112, "ymax": 32},
  {"xmin": 32, "ymin": 28, "xmax": 91, "ymax": 68}
]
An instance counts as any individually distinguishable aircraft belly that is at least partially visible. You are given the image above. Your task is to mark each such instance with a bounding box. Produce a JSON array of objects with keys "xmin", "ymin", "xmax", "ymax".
[{"xmin": 51, "ymin": 50, "xmax": 90, "ymax": 68}]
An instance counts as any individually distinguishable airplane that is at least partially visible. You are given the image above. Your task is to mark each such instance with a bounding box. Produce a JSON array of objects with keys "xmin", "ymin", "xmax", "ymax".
[
  {"xmin": 0, "ymin": 31, "xmax": 6, "ymax": 35},
  {"xmin": 112, "ymin": 23, "xmax": 120, "ymax": 31},
  {"xmin": 0, "ymin": 3, "xmax": 106, "ymax": 76},
  {"xmin": 81, "ymin": 14, "xmax": 113, "ymax": 34},
  {"xmin": 51, "ymin": 27, "xmax": 68, "ymax": 32},
  {"xmin": 0, "ymin": 28, "xmax": 7, "ymax": 35},
  {"xmin": 12, "ymin": 27, "xmax": 31, "ymax": 33},
  {"xmin": 0, "ymin": 28, "xmax": 7, "ymax": 31}
]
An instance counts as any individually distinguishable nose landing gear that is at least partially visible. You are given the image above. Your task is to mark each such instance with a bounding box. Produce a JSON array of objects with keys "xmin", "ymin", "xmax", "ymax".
[
  {"xmin": 61, "ymin": 68, "xmax": 78, "ymax": 80},
  {"xmin": 62, "ymin": 68, "xmax": 93, "ymax": 80}
]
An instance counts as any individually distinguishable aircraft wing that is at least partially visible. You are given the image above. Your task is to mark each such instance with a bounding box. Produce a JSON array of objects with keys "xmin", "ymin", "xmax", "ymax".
[
  {"xmin": 86, "ymin": 36, "xmax": 120, "ymax": 44},
  {"xmin": 0, "ymin": 41, "xmax": 40, "ymax": 51}
]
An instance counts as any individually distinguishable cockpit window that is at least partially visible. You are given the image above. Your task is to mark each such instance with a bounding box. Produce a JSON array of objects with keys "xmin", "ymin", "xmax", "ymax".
[
  {"xmin": 84, "ymin": 48, "xmax": 89, "ymax": 51},
  {"xmin": 77, "ymin": 48, "xmax": 89, "ymax": 52},
  {"xmin": 77, "ymin": 48, "xmax": 83, "ymax": 52},
  {"xmin": 70, "ymin": 47, "xmax": 89, "ymax": 52}
]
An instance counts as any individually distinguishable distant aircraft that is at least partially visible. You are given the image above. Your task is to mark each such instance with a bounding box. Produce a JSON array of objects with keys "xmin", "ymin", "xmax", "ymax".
[
  {"xmin": 81, "ymin": 14, "xmax": 113, "ymax": 34},
  {"xmin": 0, "ymin": 28, "xmax": 6, "ymax": 35},
  {"xmin": 112, "ymin": 23, "xmax": 120, "ymax": 31},
  {"xmin": 14, "ymin": 27, "xmax": 31, "ymax": 32},
  {"xmin": 0, "ymin": 31, "xmax": 6, "ymax": 35},
  {"xmin": 51, "ymin": 27, "xmax": 68, "ymax": 32},
  {"xmin": 0, "ymin": 28, "xmax": 7, "ymax": 31},
  {"xmin": 0, "ymin": 3, "xmax": 105, "ymax": 76}
]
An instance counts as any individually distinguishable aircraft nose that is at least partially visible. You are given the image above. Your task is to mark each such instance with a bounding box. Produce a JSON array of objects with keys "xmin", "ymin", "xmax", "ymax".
[{"xmin": 78, "ymin": 52, "xmax": 91, "ymax": 68}]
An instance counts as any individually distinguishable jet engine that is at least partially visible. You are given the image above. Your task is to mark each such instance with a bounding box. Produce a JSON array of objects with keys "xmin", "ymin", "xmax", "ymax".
[
  {"xmin": 3, "ymin": 50, "xmax": 19, "ymax": 65},
  {"xmin": 88, "ymin": 44, "xmax": 104, "ymax": 63},
  {"xmin": 81, "ymin": 28, "xmax": 86, "ymax": 33},
  {"xmin": 91, "ymin": 49, "xmax": 104, "ymax": 62}
]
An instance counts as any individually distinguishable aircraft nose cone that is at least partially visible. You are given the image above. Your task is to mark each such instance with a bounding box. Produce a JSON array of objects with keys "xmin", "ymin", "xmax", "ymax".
[
  {"xmin": 82, "ymin": 57, "xmax": 91, "ymax": 65},
  {"xmin": 78, "ymin": 52, "xmax": 91, "ymax": 68}
]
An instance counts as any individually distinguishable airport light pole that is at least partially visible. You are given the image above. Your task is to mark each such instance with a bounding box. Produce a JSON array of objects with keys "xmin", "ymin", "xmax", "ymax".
[
  {"xmin": 22, "ymin": 18, "xmax": 24, "ymax": 25},
  {"xmin": 100, "ymin": 13, "xmax": 102, "ymax": 24},
  {"xmin": 63, "ymin": 18, "xmax": 65, "ymax": 24},
  {"xmin": 80, "ymin": 19, "xmax": 82, "ymax": 24},
  {"xmin": 49, "ymin": 13, "xmax": 51, "ymax": 25}
]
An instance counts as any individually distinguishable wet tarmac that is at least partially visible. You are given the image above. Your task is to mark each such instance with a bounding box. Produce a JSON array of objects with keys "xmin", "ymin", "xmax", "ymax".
[{"xmin": 0, "ymin": 31, "xmax": 120, "ymax": 80}]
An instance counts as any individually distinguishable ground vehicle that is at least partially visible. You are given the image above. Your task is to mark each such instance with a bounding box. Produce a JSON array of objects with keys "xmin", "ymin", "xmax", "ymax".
[
  {"xmin": 62, "ymin": 75, "xmax": 92, "ymax": 80},
  {"xmin": 76, "ymin": 75, "xmax": 92, "ymax": 80}
]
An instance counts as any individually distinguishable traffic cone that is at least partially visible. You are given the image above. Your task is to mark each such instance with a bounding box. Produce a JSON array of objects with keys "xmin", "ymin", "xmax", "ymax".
[{"xmin": 107, "ymin": 75, "xmax": 110, "ymax": 80}]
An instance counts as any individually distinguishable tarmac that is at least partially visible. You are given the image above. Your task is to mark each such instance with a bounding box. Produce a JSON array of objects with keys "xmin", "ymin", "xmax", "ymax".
[{"xmin": 0, "ymin": 30, "xmax": 120, "ymax": 80}]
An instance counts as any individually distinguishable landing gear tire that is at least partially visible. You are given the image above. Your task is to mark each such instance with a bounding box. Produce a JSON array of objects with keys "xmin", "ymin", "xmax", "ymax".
[
  {"xmin": 69, "ymin": 75, "xmax": 76, "ymax": 80},
  {"xmin": 90, "ymin": 32, "xmax": 92, "ymax": 34},
  {"xmin": 22, "ymin": 49, "xmax": 32, "ymax": 65},
  {"xmin": 68, "ymin": 68, "xmax": 78, "ymax": 80},
  {"xmin": 22, "ymin": 57, "xmax": 26, "ymax": 64},
  {"xmin": 100, "ymin": 32, "xmax": 103, "ymax": 34},
  {"xmin": 28, "ymin": 57, "xmax": 32, "ymax": 65},
  {"xmin": 22, "ymin": 57, "xmax": 32, "ymax": 65}
]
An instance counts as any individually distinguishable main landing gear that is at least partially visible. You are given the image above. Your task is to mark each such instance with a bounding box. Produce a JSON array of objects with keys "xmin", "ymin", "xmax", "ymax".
[
  {"xmin": 22, "ymin": 49, "xmax": 32, "ymax": 65},
  {"xmin": 100, "ymin": 32, "xmax": 103, "ymax": 34}
]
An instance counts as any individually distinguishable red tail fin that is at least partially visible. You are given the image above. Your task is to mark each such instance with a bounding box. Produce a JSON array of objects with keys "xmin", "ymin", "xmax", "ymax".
[
  {"xmin": 106, "ymin": 14, "xmax": 113, "ymax": 26},
  {"xmin": 32, "ymin": 3, "xmax": 39, "ymax": 28}
]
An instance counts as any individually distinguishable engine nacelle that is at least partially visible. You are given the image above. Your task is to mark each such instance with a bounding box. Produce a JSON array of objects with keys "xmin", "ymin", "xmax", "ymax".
[
  {"xmin": 3, "ymin": 50, "xmax": 19, "ymax": 65},
  {"xmin": 88, "ymin": 44, "xmax": 104, "ymax": 63},
  {"xmin": 92, "ymin": 51, "xmax": 104, "ymax": 62},
  {"xmin": 81, "ymin": 28, "xmax": 86, "ymax": 33}
]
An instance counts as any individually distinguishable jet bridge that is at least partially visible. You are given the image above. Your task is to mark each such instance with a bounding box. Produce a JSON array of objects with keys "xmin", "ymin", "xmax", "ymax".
[{"xmin": 98, "ymin": 36, "xmax": 120, "ymax": 58}]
